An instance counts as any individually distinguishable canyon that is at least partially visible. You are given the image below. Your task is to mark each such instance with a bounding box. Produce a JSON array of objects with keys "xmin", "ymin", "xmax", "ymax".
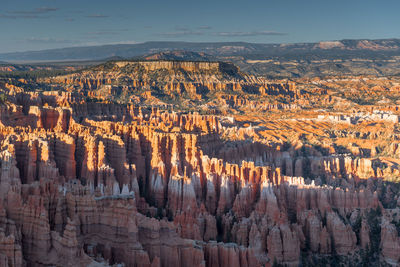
[{"xmin": 0, "ymin": 59, "xmax": 400, "ymax": 266}]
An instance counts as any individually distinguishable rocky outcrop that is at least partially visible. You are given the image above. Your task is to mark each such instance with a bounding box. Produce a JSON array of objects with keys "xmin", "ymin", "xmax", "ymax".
[
  {"xmin": 380, "ymin": 219, "xmax": 400, "ymax": 266},
  {"xmin": 39, "ymin": 60, "xmax": 301, "ymax": 101},
  {"xmin": 0, "ymin": 80, "xmax": 399, "ymax": 267}
]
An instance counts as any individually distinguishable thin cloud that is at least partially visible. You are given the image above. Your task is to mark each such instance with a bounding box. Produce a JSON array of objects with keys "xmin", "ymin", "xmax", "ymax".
[
  {"xmin": 86, "ymin": 31, "xmax": 120, "ymax": 36},
  {"xmin": 215, "ymin": 31, "xmax": 287, "ymax": 37},
  {"xmin": 34, "ymin": 7, "xmax": 58, "ymax": 13},
  {"xmin": 0, "ymin": 14, "xmax": 50, "ymax": 19},
  {"xmin": 174, "ymin": 25, "xmax": 212, "ymax": 31},
  {"xmin": 0, "ymin": 6, "xmax": 58, "ymax": 19},
  {"xmin": 10, "ymin": 7, "xmax": 58, "ymax": 15},
  {"xmin": 86, "ymin": 14, "xmax": 109, "ymax": 18},
  {"xmin": 0, "ymin": 14, "xmax": 17, "ymax": 19},
  {"xmin": 85, "ymin": 28, "xmax": 131, "ymax": 37},
  {"xmin": 159, "ymin": 30, "xmax": 204, "ymax": 38},
  {"xmin": 158, "ymin": 27, "xmax": 285, "ymax": 38},
  {"xmin": 25, "ymin": 37, "xmax": 75, "ymax": 44},
  {"xmin": 175, "ymin": 26, "xmax": 190, "ymax": 31},
  {"xmin": 198, "ymin": 26, "xmax": 212, "ymax": 30},
  {"xmin": 75, "ymin": 40, "xmax": 138, "ymax": 46}
]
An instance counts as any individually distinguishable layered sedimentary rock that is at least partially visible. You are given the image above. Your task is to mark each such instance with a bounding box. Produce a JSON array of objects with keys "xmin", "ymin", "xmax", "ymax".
[
  {"xmin": 0, "ymin": 100, "xmax": 396, "ymax": 267},
  {"xmin": 1, "ymin": 62, "xmax": 400, "ymax": 266},
  {"xmin": 39, "ymin": 60, "xmax": 300, "ymax": 101}
]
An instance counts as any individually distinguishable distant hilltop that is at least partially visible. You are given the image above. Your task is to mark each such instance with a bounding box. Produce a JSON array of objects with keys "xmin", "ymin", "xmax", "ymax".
[
  {"xmin": 115, "ymin": 60, "xmax": 219, "ymax": 71},
  {"xmin": 39, "ymin": 59, "xmax": 296, "ymax": 101},
  {"xmin": 2, "ymin": 39, "xmax": 400, "ymax": 62},
  {"xmin": 2, "ymin": 39, "xmax": 400, "ymax": 78},
  {"xmin": 110, "ymin": 60, "xmax": 239, "ymax": 75},
  {"xmin": 142, "ymin": 50, "xmax": 213, "ymax": 61}
]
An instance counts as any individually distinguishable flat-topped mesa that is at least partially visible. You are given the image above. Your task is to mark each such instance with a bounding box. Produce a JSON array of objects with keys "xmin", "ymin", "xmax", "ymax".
[
  {"xmin": 34, "ymin": 60, "xmax": 307, "ymax": 102},
  {"xmin": 114, "ymin": 60, "xmax": 238, "ymax": 74}
]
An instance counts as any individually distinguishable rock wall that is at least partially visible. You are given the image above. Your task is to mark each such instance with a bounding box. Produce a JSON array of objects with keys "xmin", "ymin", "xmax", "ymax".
[{"xmin": 0, "ymin": 101, "xmax": 398, "ymax": 266}]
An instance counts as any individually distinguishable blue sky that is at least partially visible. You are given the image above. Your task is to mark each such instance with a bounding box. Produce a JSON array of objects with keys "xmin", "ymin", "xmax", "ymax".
[{"xmin": 0, "ymin": 0, "xmax": 399, "ymax": 53}]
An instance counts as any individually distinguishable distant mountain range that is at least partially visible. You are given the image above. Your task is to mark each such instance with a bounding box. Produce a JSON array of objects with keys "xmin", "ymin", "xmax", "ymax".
[
  {"xmin": 1, "ymin": 39, "xmax": 400, "ymax": 62},
  {"xmin": 1, "ymin": 39, "xmax": 400, "ymax": 78},
  {"xmin": 142, "ymin": 51, "xmax": 214, "ymax": 61}
]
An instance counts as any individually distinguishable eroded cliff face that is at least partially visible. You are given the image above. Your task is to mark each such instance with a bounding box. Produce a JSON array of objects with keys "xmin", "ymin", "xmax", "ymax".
[
  {"xmin": 0, "ymin": 97, "xmax": 398, "ymax": 267},
  {"xmin": 39, "ymin": 60, "xmax": 299, "ymax": 101},
  {"xmin": 2, "ymin": 63, "xmax": 400, "ymax": 266}
]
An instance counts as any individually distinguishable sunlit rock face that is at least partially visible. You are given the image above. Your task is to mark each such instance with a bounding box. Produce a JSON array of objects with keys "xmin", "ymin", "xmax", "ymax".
[{"xmin": 1, "ymin": 61, "xmax": 400, "ymax": 266}]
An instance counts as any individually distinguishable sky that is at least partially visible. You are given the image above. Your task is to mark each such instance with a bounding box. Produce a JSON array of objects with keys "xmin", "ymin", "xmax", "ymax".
[{"xmin": 0, "ymin": 0, "xmax": 399, "ymax": 53}]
